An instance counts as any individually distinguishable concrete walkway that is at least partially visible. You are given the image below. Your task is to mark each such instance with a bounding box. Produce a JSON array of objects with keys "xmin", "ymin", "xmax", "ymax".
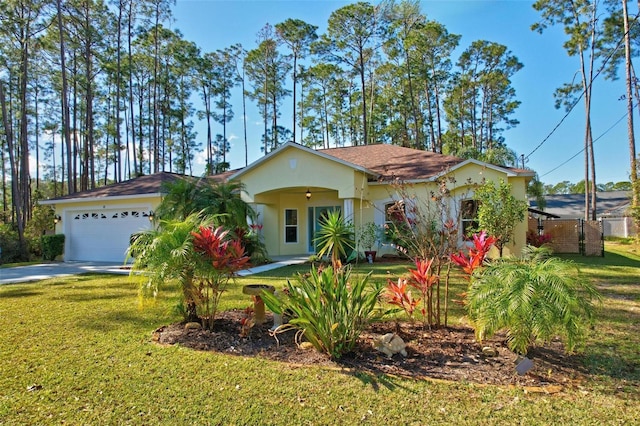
[
  {"xmin": 236, "ymin": 255, "xmax": 308, "ymax": 276},
  {"xmin": 0, "ymin": 255, "xmax": 309, "ymax": 285}
]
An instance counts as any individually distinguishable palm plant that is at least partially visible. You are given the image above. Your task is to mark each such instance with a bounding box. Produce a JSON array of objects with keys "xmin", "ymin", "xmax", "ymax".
[
  {"xmin": 155, "ymin": 178, "xmax": 265, "ymax": 261},
  {"xmin": 156, "ymin": 178, "xmax": 252, "ymax": 229},
  {"xmin": 128, "ymin": 212, "xmax": 216, "ymax": 322},
  {"xmin": 314, "ymin": 210, "xmax": 355, "ymax": 269},
  {"xmin": 467, "ymin": 245, "xmax": 600, "ymax": 355},
  {"xmin": 154, "ymin": 178, "xmax": 201, "ymax": 221},
  {"xmin": 203, "ymin": 180, "xmax": 252, "ymax": 230}
]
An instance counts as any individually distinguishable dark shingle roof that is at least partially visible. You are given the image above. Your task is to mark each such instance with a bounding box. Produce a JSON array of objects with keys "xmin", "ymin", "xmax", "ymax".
[
  {"xmin": 44, "ymin": 170, "xmax": 237, "ymax": 202},
  {"xmin": 318, "ymin": 144, "xmax": 465, "ymax": 181},
  {"xmin": 529, "ymin": 191, "xmax": 631, "ymax": 218},
  {"xmin": 45, "ymin": 144, "xmax": 531, "ymax": 202}
]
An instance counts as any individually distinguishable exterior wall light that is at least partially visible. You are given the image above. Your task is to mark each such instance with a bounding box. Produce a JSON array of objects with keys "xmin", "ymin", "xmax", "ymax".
[
  {"xmin": 148, "ymin": 211, "xmax": 155, "ymax": 221},
  {"xmin": 53, "ymin": 215, "xmax": 62, "ymax": 224},
  {"xmin": 305, "ymin": 189, "xmax": 311, "ymax": 200}
]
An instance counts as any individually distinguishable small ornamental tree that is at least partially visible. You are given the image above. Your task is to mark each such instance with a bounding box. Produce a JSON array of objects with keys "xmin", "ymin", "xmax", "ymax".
[
  {"xmin": 383, "ymin": 176, "xmax": 469, "ymax": 326},
  {"xmin": 25, "ymin": 195, "xmax": 56, "ymax": 257},
  {"xmin": 473, "ymin": 179, "xmax": 528, "ymax": 257}
]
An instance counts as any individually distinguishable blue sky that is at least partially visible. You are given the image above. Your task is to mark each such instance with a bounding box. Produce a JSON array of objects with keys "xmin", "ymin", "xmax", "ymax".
[{"xmin": 172, "ymin": 0, "xmax": 638, "ymax": 186}]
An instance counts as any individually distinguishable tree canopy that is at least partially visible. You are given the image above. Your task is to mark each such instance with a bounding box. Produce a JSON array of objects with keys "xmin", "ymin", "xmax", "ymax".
[{"xmin": 1, "ymin": 0, "xmax": 636, "ymax": 253}]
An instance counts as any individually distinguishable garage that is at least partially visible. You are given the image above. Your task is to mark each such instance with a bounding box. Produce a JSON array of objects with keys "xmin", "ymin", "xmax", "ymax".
[
  {"xmin": 39, "ymin": 172, "xmax": 200, "ymax": 263},
  {"xmin": 65, "ymin": 208, "xmax": 153, "ymax": 262}
]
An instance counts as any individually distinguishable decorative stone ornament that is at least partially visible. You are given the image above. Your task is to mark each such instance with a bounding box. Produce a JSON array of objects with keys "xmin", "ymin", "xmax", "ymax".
[{"xmin": 373, "ymin": 333, "xmax": 408, "ymax": 358}]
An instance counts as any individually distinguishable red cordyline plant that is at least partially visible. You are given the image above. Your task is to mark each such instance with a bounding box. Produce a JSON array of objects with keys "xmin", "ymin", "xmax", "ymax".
[
  {"xmin": 191, "ymin": 225, "xmax": 249, "ymax": 330},
  {"xmin": 385, "ymin": 277, "xmax": 420, "ymax": 318},
  {"xmin": 450, "ymin": 231, "xmax": 497, "ymax": 276},
  {"xmin": 408, "ymin": 257, "xmax": 439, "ymax": 327},
  {"xmin": 192, "ymin": 226, "xmax": 249, "ymax": 272},
  {"xmin": 385, "ymin": 258, "xmax": 441, "ymax": 327},
  {"xmin": 450, "ymin": 231, "xmax": 496, "ymax": 305}
]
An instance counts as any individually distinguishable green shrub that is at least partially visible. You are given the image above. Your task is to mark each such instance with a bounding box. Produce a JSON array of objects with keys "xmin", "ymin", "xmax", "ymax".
[
  {"xmin": 240, "ymin": 230, "xmax": 270, "ymax": 265},
  {"xmin": 263, "ymin": 265, "xmax": 384, "ymax": 359},
  {"xmin": 0, "ymin": 224, "xmax": 23, "ymax": 264},
  {"xmin": 41, "ymin": 234, "xmax": 65, "ymax": 261},
  {"xmin": 25, "ymin": 201, "xmax": 56, "ymax": 258},
  {"xmin": 467, "ymin": 246, "xmax": 600, "ymax": 355}
]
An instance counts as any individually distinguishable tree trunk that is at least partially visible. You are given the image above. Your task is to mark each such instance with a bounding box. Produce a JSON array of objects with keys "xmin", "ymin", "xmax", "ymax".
[
  {"xmin": 152, "ymin": 5, "xmax": 161, "ymax": 173},
  {"xmin": 0, "ymin": 82, "xmax": 25, "ymax": 253},
  {"xmin": 34, "ymin": 84, "xmax": 40, "ymax": 190},
  {"xmin": 57, "ymin": 0, "xmax": 73, "ymax": 194},
  {"xmin": 292, "ymin": 54, "xmax": 298, "ymax": 143},
  {"xmin": 405, "ymin": 49, "xmax": 421, "ymax": 149},
  {"xmin": 128, "ymin": 0, "xmax": 138, "ymax": 177},
  {"xmin": 18, "ymin": 23, "xmax": 30, "ymax": 243},
  {"xmin": 587, "ymin": 6, "xmax": 597, "ymax": 221},
  {"xmin": 623, "ymin": 0, "xmax": 639, "ymax": 225},
  {"xmin": 241, "ymin": 65, "xmax": 248, "ymax": 166},
  {"xmin": 83, "ymin": 4, "xmax": 95, "ymax": 190},
  {"xmin": 359, "ymin": 49, "xmax": 368, "ymax": 145},
  {"xmin": 115, "ymin": 0, "xmax": 124, "ymax": 182}
]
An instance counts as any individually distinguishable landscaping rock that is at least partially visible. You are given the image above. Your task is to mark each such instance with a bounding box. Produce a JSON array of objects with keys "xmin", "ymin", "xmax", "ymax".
[
  {"xmin": 482, "ymin": 346, "xmax": 498, "ymax": 357},
  {"xmin": 152, "ymin": 310, "xmax": 585, "ymax": 389},
  {"xmin": 185, "ymin": 322, "xmax": 202, "ymax": 330}
]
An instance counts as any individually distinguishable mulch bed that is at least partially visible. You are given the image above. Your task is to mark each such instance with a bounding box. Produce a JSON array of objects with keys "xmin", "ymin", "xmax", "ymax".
[{"xmin": 153, "ymin": 309, "xmax": 588, "ymax": 390}]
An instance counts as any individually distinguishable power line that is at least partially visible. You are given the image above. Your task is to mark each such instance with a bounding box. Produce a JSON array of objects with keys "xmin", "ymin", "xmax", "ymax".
[
  {"xmin": 525, "ymin": 10, "xmax": 640, "ymax": 161},
  {"xmin": 539, "ymin": 110, "xmax": 628, "ymax": 178}
]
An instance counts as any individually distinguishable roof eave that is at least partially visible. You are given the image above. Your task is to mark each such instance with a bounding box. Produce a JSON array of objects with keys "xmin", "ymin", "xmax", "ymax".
[
  {"xmin": 229, "ymin": 142, "xmax": 380, "ymax": 180},
  {"xmin": 434, "ymin": 159, "xmax": 535, "ymax": 181},
  {"xmin": 39, "ymin": 193, "xmax": 162, "ymax": 205}
]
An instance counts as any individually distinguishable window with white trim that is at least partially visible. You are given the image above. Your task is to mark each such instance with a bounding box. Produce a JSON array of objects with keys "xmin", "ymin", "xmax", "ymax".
[
  {"xmin": 285, "ymin": 209, "xmax": 298, "ymax": 243},
  {"xmin": 461, "ymin": 199, "xmax": 479, "ymax": 237}
]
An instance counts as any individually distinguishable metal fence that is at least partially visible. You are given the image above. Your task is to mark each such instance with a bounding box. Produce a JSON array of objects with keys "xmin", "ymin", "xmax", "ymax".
[{"xmin": 528, "ymin": 218, "xmax": 604, "ymax": 256}]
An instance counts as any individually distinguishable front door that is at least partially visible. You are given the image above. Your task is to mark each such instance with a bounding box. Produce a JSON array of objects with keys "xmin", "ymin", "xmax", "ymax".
[{"xmin": 308, "ymin": 205, "xmax": 341, "ymax": 253}]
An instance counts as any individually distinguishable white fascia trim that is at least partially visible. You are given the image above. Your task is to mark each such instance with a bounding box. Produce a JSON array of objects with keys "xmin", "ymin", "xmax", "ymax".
[
  {"xmin": 446, "ymin": 159, "xmax": 536, "ymax": 179},
  {"xmin": 39, "ymin": 193, "xmax": 162, "ymax": 205}
]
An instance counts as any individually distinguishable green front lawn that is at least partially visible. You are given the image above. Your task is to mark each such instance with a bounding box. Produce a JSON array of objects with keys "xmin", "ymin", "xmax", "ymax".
[{"xmin": 0, "ymin": 244, "xmax": 638, "ymax": 424}]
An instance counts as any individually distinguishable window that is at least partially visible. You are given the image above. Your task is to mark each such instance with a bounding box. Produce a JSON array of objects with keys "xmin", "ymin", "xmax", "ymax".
[
  {"xmin": 285, "ymin": 209, "xmax": 298, "ymax": 243},
  {"xmin": 384, "ymin": 201, "xmax": 405, "ymax": 242},
  {"xmin": 461, "ymin": 199, "xmax": 479, "ymax": 237}
]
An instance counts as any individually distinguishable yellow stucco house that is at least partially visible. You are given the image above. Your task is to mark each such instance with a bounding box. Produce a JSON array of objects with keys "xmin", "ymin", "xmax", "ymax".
[
  {"xmin": 233, "ymin": 142, "xmax": 534, "ymax": 258},
  {"xmin": 41, "ymin": 142, "xmax": 534, "ymax": 262}
]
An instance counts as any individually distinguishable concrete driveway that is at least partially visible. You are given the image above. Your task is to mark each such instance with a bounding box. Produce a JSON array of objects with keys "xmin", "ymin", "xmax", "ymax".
[
  {"xmin": 0, "ymin": 256, "xmax": 308, "ymax": 285},
  {"xmin": 0, "ymin": 261, "xmax": 131, "ymax": 285}
]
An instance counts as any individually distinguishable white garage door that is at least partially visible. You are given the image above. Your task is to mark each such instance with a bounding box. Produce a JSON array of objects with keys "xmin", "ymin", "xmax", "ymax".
[{"xmin": 66, "ymin": 209, "xmax": 151, "ymax": 262}]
